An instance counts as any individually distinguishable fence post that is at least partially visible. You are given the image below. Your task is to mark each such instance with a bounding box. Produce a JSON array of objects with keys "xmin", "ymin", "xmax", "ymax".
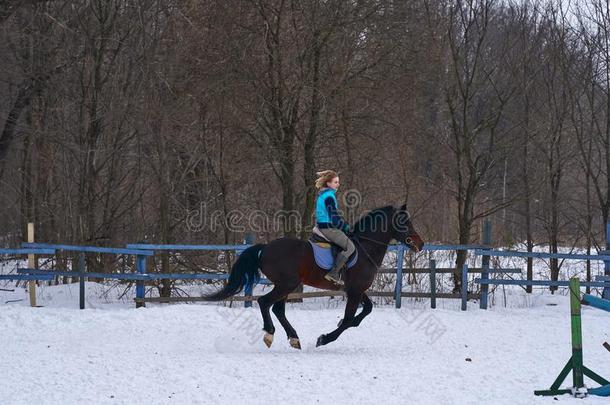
[
  {"xmin": 461, "ymin": 264, "xmax": 468, "ymax": 311},
  {"xmin": 78, "ymin": 252, "xmax": 86, "ymax": 310},
  {"xmin": 569, "ymin": 278, "xmax": 584, "ymax": 389},
  {"xmin": 27, "ymin": 222, "xmax": 37, "ymax": 307},
  {"xmin": 243, "ymin": 233, "xmax": 255, "ymax": 308},
  {"xmin": 135, "ymin": 254, "xmax": 146, "ymax": 308},
  {"xmin": 480, "ymin": 219, "xmax": 492, "ymax": 309},
  {"xmin": 429, "ymin": 259, "xmax": 436, "ymax": 309},
  {"xmin": 395, "ymin": 245, "xmax": 405, "ymax": 309},
  {"xmin": 602, "ymin": 221, "xmax": 610, "ymax": 300}
]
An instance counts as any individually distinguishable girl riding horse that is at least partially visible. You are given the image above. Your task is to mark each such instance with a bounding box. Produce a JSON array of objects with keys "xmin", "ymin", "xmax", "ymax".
[
  {"xmin": 205, "ymin": 191, "xmax": 424, "ymax": 349},
  {"xmin": 313, "ymin": 170, "xmax": 355, "ymax": 285}
]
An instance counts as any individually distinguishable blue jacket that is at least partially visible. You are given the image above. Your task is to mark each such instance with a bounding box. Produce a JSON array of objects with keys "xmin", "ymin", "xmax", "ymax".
[{"xmin": 315, "ymin": 188, "xmax": 350, "ymax": 232}]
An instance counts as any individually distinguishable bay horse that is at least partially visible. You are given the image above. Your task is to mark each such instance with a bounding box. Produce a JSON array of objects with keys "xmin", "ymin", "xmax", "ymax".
[{"xmin": 205, "ymin": 204, "xmax": 424, "ymax": 348}]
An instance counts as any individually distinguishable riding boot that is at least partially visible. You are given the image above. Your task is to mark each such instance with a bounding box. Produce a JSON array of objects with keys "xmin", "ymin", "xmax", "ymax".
[{"xmin": 325, "ymin": 251, "xmax": 349, "ymax": 285}]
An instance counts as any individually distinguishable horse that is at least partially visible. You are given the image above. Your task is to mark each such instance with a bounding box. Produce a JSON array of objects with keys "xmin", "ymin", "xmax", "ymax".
[{"xmin": 204, "ymin": 204, "xmax": 424, "ymax": 349}]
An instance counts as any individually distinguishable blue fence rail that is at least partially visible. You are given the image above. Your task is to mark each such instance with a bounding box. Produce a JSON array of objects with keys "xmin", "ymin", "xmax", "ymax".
[
  {"xmin": 1, "ymin": 234, "xmax": 609, "ymax": 310},
  {"xmin": 474, "ymin": 248, "xmax": 610, "ymax": 308},
  {"xmin": 13, "ymin": 241, "xmax": 270, "ymax": 309},
  {"xmin": 16, "ymin": 242, "xmax": 273, "ymax": 309},
  {"xmin": 476, "ymin": 278, "xmax": 609, "ymax": 288},
  {"xmin": 22, "ymin": 243, "xmax": 152, "ymax": 256},
  {"xmin": 22, "ymin": 243, "xmax": 155, "ymax": 309},
  {"xmin": 126, "ymin": 242, "xmax": 259, "ymax": 307},
  {"xmin": 0, "ymin": 248, "xmax": 55, "ymax": 255},
  {"xmin": 4, "ymin": 241, "xmax": 481, "ymax": 309},
  {"xmin": 0, "ymin": 248, "xmax": 56, "ymax": 282}
]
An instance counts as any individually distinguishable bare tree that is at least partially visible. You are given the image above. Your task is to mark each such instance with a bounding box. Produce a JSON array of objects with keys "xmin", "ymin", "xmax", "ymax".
[{"xmin": 442, "ymin": 0, "xmax": 516, "ymax": 289}]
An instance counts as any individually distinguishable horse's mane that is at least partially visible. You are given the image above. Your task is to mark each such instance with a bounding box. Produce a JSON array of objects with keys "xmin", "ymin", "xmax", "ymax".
[{"xmin": 352, "ymin": 205, "xmax": 395, "ymax": 235}]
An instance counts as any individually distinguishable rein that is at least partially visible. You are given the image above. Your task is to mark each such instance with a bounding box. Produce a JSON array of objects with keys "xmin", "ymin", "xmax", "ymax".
[
  {"xmin": 352, "ymin": 234, "xmax": 414, "ymax": 272},
  {"xmin": 353, "ymin": 234, "xmax": 388, "ymax": 247},
  {"xmin": 352, "ymin": 237, "xmax": 381, "ymax": 271},
  {"xmin": 351, "ymin": 234, "xmax": 394, "ymax": 271}
]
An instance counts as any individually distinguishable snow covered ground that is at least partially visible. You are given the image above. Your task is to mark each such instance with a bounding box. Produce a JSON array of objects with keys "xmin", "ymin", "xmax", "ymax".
[{"xmin": 0, "ymin": 284, "xmax": 609, "ymax": 405}]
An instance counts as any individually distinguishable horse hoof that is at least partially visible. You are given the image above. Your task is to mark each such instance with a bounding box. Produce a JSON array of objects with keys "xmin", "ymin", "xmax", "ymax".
[
  {"xmin": 316, "ymin": 334, "xmax": 326, "ymax": 347},
  {"xmin": 289, "ymin": 338, "xmax": 301, "ymax": 350},
  {"xmin": 263, "ymin": 333, "xmax": 274, "ymax": 348}
]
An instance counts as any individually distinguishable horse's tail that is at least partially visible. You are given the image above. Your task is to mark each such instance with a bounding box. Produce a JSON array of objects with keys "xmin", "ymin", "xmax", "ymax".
[{"xmin": 204, "ymin": 244, "xmax": 266, "ymax": 301}]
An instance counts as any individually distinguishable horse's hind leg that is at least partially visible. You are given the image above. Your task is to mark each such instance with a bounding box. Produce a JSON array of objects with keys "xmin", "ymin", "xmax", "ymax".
[
  {"xmin": 272, "ymin": 300, "xmax": 301, "ymax": 349},
  {"xmin": 257, "ymin": 286, "xmax": 295, "ymax": 348},
  {"xmin": 316, "ymin": 292, "xmax": 361, "ymax": 347}
]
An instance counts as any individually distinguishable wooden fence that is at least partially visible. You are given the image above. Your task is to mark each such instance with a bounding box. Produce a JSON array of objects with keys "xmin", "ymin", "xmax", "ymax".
[{"xmin": 2, "ymin": 220, "xmax": 610, "ymax": 310}]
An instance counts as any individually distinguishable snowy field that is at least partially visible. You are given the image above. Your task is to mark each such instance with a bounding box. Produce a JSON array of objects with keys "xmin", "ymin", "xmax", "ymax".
[{"xmin": 0, "ymin": 283, "xmax": 609, "ymax": 405}]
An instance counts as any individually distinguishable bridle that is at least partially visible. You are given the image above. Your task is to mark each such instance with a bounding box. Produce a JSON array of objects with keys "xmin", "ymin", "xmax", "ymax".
[{"xmin": 354, "ymin": 233, "xmax": 417, "ymax": 250}]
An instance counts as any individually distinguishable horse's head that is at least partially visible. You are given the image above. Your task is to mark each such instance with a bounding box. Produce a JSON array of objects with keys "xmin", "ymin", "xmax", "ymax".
[{"xmin": 391, "ymin": 204, "xmax": 424, "ymax": 253}]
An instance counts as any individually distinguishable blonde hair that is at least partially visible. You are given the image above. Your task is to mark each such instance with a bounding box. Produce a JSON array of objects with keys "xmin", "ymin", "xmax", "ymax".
[{"xmin": 315, "ymin": 170, "xmax": 338, "ymax": 190}]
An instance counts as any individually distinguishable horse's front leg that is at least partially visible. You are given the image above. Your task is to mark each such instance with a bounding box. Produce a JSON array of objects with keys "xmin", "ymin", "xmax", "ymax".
[
  {"xmin": 352, "ymin": 293, "xmax": 373, "ymax": 327},
  {"xmin": 316, "ymin": 292, "xmax": 361, "ymax": 347},
  {"xmin": 338, "ymin": 293, "xmax": 373, "ymax": 328}
]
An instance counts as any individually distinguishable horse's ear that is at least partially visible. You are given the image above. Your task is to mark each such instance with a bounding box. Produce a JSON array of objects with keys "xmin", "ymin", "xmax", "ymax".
[{"xmin": 399, "ymin": 203, "xmax": 407, "ymax": 211}]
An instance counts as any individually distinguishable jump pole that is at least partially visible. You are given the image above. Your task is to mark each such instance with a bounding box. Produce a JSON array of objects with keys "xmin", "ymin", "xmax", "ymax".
[{"xmin": 535, "ymin": 278, "xmax": 609, "ymax": 397}]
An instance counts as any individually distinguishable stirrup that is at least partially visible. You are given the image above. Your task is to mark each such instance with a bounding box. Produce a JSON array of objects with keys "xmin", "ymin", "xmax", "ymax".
[
  {"xmin": 324, "ymin": 265, "xmax": 345, "ymax": 285},
  {"xmin": 324, "ymin": 273, "xmax": 344, "ymax": 286}
]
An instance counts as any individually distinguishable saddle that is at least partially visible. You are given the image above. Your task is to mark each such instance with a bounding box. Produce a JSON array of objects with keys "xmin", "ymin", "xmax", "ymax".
[
  {"xmin": 308, "ymin": 227, "xmax": 358, "ymax": 271},
  {"xmin": 309, "ymin": 226, "xmax": 340, "ymax": 251}
]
